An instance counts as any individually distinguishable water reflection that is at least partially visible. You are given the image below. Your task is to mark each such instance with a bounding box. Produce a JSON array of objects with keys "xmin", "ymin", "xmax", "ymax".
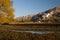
[{"xmin": 12, "ymin": 30, "xmax": 55, "ymax": 34}]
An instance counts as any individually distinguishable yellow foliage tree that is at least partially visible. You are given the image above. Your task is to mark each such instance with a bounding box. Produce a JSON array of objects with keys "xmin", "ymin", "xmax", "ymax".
[
  {"xmin": 0, "ymin": 0, "xmax": 14, "ymax": 24},
  {"xmin": 0, "ymin": 15, "xmax": 7, "ymax": 24}
]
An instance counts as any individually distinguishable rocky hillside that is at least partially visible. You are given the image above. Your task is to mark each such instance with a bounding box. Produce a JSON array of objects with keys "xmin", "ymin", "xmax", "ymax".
[
  {"xmin": 17, "ymin": 6, "xmax": 60, "ymax": 23},
  {"xmin": 16, "ymin": 14, "xmax": 35, "ymax": 22},
  {"xmin": 31, "ymin": 6, "xmax": 60, "ymax": 23}
]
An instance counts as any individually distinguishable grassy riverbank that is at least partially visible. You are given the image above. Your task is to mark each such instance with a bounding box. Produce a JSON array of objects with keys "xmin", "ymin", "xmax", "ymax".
[
  {"xmin": 0, "ymin": 24, "xmax": 60, "ymax": 40},
  {"xmin": 0, "ymin": 24, "xmax": 60, "ymax": 31},
  {"xmin": 0, "ymin": 30, "xmax": 59, "ymax": 40}
]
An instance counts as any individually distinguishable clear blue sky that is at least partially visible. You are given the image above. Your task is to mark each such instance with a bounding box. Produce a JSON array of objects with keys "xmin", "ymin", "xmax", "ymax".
[{"xmin": 13, "ymin": 0, "xmax": 60, "ymax": 17}]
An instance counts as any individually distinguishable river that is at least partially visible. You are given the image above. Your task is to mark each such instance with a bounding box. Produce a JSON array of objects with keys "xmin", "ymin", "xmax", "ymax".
[{"xmin": 0, "ymin": 29, "xmax": 58, "ymax": 34}]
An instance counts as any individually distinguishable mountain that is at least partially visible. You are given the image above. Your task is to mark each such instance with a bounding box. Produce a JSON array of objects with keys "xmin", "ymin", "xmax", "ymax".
[
  {"xmin": 16, "ymin": 6, "xmax": 60, "ymax": 23},
  {"xmin": 16, "ymin": 14, "xmax": 35, "ymax": 22},
  {"xmin": 31, "ymin": 6, "xmax": 60, "ymax": 23}
]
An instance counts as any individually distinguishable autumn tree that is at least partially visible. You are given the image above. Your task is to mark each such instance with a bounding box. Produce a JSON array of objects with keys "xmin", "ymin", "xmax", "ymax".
[{"xmin": 0, "ymin": 0, "xmax": 14, "ymax": 24}]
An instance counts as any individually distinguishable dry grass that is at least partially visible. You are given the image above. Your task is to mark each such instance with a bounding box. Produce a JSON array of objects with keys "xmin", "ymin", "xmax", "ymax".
[
  {"xmin": 0, "ymin": 30, "xmax": 59, "ymax": 40},
  {"xmin": 0, "ymin": 24, "xmax": 60, "ymax": 40},
  {"xmin": 0, "ymin": 25, "xmax": 60, "ymax": 31}
]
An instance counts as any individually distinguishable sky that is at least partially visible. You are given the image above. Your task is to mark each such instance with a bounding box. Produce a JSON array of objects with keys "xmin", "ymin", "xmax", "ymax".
[{"xmin": 13, "ymin": 0, "xmax": 60, "ymax": 17}]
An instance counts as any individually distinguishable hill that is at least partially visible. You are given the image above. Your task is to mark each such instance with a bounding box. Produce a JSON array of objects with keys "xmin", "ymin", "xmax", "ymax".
[
  {"xmin": 31, "ymin": 6, "xmax": 60, "ymax": 22},
  {"xmin": 16, "ymin": 6, "xmax": 60, "ymax": 23}
]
